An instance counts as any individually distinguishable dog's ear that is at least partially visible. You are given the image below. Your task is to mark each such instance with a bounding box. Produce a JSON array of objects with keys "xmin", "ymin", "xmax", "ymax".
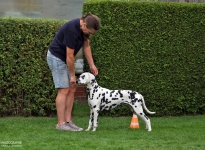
[
  {"xmin": 89, "ymin": 72, "xmax": 95, "ymax": 76},
  {"xmin": 87, "ymin": 72, "xmax": 95, "ymax": 78},
  {"xmin": 87, "ymin": 72, "xmax": 96, "ymax": 83}
]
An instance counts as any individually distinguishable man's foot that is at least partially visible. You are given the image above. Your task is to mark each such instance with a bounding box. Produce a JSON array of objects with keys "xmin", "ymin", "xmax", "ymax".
[
  {"xmin": 66, "ymin": 121, "xmax": 83, "ymax": 131},
  {"xmin": 56, "ymin": 122, "xmax": 78, "ymax": 131}
]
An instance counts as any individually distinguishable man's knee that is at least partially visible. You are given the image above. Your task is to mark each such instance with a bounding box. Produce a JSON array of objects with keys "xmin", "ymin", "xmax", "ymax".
[
  {"xmin": 58, "ymin": 88, "xmax": 70, "ymax": 95},
  {"xmin": 69, "ymin": 84, "xmax": 76, "ymax": 93},
  {"xmin": 57, "ymin": 84, "xmax": 76, "ymax": 95}
]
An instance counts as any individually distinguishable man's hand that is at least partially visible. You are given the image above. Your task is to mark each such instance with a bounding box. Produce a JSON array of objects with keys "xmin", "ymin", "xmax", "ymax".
[
  {"xmin": 70, "ymin": 76, "xmax": 76, "ymax": 84},
  {"xmin": 90, "ymin": 65, "xmax": 98, "ymax": 76}
]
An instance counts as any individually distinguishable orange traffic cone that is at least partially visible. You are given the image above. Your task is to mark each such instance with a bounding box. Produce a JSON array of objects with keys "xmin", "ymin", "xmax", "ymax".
[{"xmin": 130, "ymin": 114, "xmax": 140, "ymax": 129}]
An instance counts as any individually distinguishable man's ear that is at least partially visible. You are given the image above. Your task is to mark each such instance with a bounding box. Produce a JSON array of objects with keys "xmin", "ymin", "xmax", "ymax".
[{"xmin": 83, "ymin": 22, "xmax": 87, "ymax": 28}]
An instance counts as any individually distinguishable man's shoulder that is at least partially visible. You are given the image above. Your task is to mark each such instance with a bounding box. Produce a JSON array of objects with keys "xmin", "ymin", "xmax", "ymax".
[
  {"xmin": 65, "ymin": 18, "xmax": 80, "ymax": 28},
  {"xmin": 67, "ymin": 18, "xmax": 80, "ymax": 24},
  {"xmin": 60, "ymin": 18, "xmax": 80, "ymax": 34}
]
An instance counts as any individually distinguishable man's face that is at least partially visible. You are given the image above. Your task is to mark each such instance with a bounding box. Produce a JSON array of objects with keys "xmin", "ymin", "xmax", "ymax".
[{"xmin": 82, "ymin": 23, "xmax": 97, "ymax": 38}]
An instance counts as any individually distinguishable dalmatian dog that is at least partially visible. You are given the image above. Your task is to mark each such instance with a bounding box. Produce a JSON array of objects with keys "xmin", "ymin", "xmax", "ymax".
[{"xmin": 76, "ymin": 72, "xmax": 155, "ymax": 132}]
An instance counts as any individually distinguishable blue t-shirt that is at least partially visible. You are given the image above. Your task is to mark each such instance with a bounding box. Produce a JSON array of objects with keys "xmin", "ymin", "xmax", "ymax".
[{"xmin": 49, "ymin": 18, "xmax": 84, "ymax": 63}]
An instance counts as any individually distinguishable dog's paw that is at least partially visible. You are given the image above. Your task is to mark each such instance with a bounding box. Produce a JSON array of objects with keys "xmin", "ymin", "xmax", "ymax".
[
  {"xmin": 92, "ymin": 128, "xmax": 96, "ymax": 132},
  {"xmin": 86, "ymin": 128, "xmax": 90, "ymax": 131}
]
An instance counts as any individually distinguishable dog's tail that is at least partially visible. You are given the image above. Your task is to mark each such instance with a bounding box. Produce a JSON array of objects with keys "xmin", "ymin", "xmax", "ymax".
[{"xmin": 141, "ymin": 96, "xmax": 156, "ymax": 114}]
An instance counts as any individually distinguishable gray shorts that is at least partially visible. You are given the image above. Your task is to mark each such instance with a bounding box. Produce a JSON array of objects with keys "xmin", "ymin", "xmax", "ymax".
[{"xmin": 47, "ymin": 50, "xmax": 70, "ymax": 88}]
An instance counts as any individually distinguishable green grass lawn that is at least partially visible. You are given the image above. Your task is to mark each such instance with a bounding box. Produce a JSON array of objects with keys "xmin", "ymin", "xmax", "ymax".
[{"xmin": 0, "ymin": 105, "xmax": 204, "ymax": 150}]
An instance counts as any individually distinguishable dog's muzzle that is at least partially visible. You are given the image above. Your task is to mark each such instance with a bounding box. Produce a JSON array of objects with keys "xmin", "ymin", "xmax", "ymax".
[{"xmin": 76, "ymin": 79, "xmax": 80, "ymax": 84}]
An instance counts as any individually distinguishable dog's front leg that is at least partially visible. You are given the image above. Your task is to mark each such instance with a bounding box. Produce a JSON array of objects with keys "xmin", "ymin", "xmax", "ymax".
[
  {"xmin": 86, "ymin": 108, "xmax": 94, "ymax": 131},
  {"xmin": 92, "ymin": 108, "xmax": 100, "ymax": 131}
]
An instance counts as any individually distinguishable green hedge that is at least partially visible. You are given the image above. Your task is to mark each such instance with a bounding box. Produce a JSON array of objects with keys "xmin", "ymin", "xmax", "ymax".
[
  {"xmin": 0, "ymin": 18, "xmax": 67, "ymax": 116},
  {"xmin": 1, "ymin": 1, "xmax": 205, "ymax": 117},
  {"xmin": 83, "ymin": 1, "xmax": 205, "ymax": 116}
]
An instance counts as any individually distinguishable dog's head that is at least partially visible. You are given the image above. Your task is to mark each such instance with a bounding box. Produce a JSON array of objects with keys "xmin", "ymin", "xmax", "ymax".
[{"xmin": 76, "ymin": 72, "xmax": 96, "ymax": 85}]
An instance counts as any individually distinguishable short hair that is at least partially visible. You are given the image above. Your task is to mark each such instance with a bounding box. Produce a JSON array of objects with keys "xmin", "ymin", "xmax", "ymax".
[{"xmin": 81, "ymin": 14, "xmax": 101, "ymax": 30}]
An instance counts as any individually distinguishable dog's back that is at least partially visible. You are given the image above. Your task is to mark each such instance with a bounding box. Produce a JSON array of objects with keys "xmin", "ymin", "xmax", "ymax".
[{"xmin": 88, "ymin": 86, "xmax": 142, "ymax": 111}]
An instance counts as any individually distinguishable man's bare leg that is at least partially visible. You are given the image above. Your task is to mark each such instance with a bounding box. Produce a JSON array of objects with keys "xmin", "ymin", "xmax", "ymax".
[
  {"xmin": 65, "ymin": 84, "xmax": 76, "ymax": 122},
  {"xmin": 56, "ymin": 88, "xmax": 70, "ymax": 126}
]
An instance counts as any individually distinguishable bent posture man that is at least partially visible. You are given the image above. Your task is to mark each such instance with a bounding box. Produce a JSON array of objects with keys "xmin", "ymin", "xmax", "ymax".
[{"xmin": 47, "ymin": 14, "xmax": 101, "ymax": 131}]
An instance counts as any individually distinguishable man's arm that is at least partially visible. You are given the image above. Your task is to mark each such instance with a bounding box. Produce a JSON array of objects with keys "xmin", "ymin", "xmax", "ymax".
[
  {"xmin": 66, "ymin": 46, "xmax": 76, "ymax": 83},
  {"xmin": 83, "ymin": 39, "xmax": 98, "ymax": 75}
]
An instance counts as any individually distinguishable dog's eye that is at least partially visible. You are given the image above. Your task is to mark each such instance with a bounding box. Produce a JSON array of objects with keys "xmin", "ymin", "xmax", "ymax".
[{"xmin": 82, "ymin": 75, "xmax": 85, "ymax": 79}]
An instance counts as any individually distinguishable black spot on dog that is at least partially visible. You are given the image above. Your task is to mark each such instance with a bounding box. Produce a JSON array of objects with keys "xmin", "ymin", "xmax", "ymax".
[
  {"xmin": 112, "ymin": 104, "xmax": 117, "ymax": 107},
  {"xmin": 112, "ymin": 98, "xmax": 118, "ymax": 100},
  {"xmin": 101, "ymin": 96, "xmax": 105, "ymax": 103},
  {"xmin": 104, "ymin": 106, "xmax": 109, "ymax": 110},
  {"xmin": 109, "ymin": 106, "xmax": 113, "ymax": 109},
  {"xmin": 131, "ymin": 98, "xmax": 137, "ymax": 105},
  {"xmin": 140, "ymin": 113, "xmax": 143, "ymax": 115},
  {"xmin": 110, "ymin": 91, "xmax": 115, "ymax": 97},
  {"xmin": 86, "ymin": 88, "xmax": 90, "ymax": 93},
  {"xmin": 91, "ymin": 112, "xmax": 94, "ymax": 122},
  {"xmin": 91, "ymin": 79, "xmax": 96, "ymax": 85},
  {"xmin": 118, "ymin": 90, "xmax": 123, "ymax": 98},
  {"xmin": 138, "ymin": 99, "xmax": 142, "ymax": 103},
  {"xmin": 100, "ymin": 104, "xmax": 105, "ymax": 110},
  {"xmin": 91, "ymin": 93, "xmax": 94, "ymax": 99},
  {"xmin": 104, "ymin": 98, "xmax": 111, "ymax": 104},
  {"xmin": 97, "ymin": 93, "xmax": 101, "ymax": 99},
  {"xmin": 130, "ymin": 92, "xmax": 136, "ymax": 99}
]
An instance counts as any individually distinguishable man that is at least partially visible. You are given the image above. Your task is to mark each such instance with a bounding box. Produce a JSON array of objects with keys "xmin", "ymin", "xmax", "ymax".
[{"xmin": 47, "ymin": 14, "xmax": 100, "ymax": 131}]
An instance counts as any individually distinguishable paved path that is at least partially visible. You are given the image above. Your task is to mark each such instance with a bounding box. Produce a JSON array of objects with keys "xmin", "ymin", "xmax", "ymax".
[{"xmin": 0, "ymin": 0, "xmax": 85, "ymax": 20}]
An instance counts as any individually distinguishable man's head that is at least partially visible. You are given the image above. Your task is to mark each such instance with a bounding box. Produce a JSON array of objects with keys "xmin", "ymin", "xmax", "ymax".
[{"xmin": 80, "ymin": 14, "xmax": 101, "ymax": 39}]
